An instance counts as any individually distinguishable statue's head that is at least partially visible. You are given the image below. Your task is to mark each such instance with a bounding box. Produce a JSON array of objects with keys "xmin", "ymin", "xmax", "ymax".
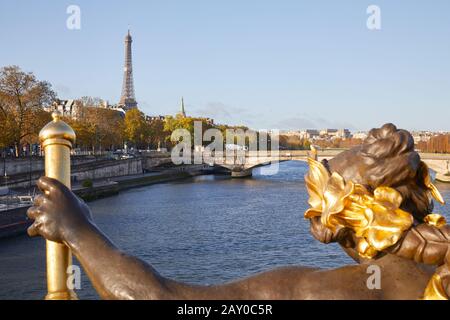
[
  {"xmin": 325, "ymin": 123, "xmax": 442, "ymax": 222},
  {"xmin": 304, "ymin": 123, "xmax": 445, "ymax": 260}
]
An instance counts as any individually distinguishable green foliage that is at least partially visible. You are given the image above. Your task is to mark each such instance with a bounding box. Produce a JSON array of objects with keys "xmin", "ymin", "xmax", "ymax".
[{"xmin": 124, "ymin": 108, "xmax": 149, "ymax": 148}]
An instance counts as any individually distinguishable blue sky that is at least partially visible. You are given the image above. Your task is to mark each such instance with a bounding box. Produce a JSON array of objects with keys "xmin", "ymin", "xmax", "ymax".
[{"xmin": 1, "ymin": 0, "xmax": 449, "ymax": 131}]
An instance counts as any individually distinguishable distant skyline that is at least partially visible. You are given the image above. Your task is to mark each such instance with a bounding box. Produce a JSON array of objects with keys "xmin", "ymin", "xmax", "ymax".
[{"xmin": 1, "ymin": 1, "xmax": 449, "ymax": 131}]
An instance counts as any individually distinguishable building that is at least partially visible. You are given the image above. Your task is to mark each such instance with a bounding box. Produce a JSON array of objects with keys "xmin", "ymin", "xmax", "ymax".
[
  {"xmin": 146, "ymin": 115, "xmax": 166, "ymax": 122},
  {"xmin": 317, "ymin": 128, "xmax": 351, "ymax": 139},
  {"xmin": 46, "ymin": 98, "xmax": 127, "ymax": 120},
  {"xmin": 45, "ymin": 99, "xmax": 81, "ymax": 119},
  {"xmin": 411, "ymin": 131, "xmax": 438, "ymax": 144},
  {"xmin": 353, "ymin": 131, "xmax": 368, "ymax": 140},
  {"xmin": 279, "ymin": 130, "xmax": 298, "ymax": 137},
  {"xmin": 320, "ymin": 129, "xmax": 338, "ymax": 138},
  {"xmin": 279, "ymin": 129, "xmax": 351, "ymax": 141},
  {"xmin": 118, "ymin": 30, "xmax": 138, "ymax": 111},
  {"xmin": 299, "ymin": 129, "xmax": 320, "ymax": 140},
  {"xmin": 336, "ymin": 129, "xmax": 351, "ymax": 139},
  {"xmin": 203, "ymin": 117, "xmax": 215, "ymax": 125},
  {"xmin": 102, "ymin": 103, "xmax": 127, "ymax": 117}
]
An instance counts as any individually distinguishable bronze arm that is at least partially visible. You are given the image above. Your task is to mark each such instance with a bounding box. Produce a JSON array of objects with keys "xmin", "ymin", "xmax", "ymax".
[
  {"xmin": 388, "ymin": 223, "xmax": 450, "ymax": 266},
  {"xmin": 388, "ymin": 223, "xmax": 450, "ymax": 298}
]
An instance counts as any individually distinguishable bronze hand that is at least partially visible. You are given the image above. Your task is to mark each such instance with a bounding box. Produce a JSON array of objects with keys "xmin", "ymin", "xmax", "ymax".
[{"xmin": 27, "ymin": 177, "xmax": 93, "ymax": 244}]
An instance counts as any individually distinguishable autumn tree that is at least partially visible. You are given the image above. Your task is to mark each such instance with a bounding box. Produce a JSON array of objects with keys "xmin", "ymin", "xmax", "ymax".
[
  {"xmin": 164, "ymin": 115, "xmax": 219, "ymax": 148},
  {"xmin": 66, "ymin": 119, "xmax": 95, "ymax": 151},
  {"xmin": 146, "ymin": 118, "xmax": 168, "ymax": 150},
  {"xmin": 313, "ymin": 137, "xmax": 363, "ymax": 149},
  {"xmin": 279, "ymin": 135, "xmax": 311, "ymax": 150},
  {"xmin": 21, "ymin": 109, "xmax": 52, "ymax": 147},
  {"xmin": 124, "ymin": 108, "xmax": 149, "ymax": 149},
  {"xmin": 0, "ymin": 65, "xmax": 56, "ymax": 156},
  {"xmin": 66, "ymin": 105, "xmax": 124, "ymax": 153},
  {"xmin": 86, "ymin": 107, "xmax": 124, "ymax": 152},
  {"xmin": 417, "ymin": 135, "xmax": 450, "ymax": 153}
]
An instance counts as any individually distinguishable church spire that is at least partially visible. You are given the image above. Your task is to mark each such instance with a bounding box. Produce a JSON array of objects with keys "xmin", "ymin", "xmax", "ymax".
[{"xmin": 180, "ymin": 97, "xmax": 186, "ymax": 117}]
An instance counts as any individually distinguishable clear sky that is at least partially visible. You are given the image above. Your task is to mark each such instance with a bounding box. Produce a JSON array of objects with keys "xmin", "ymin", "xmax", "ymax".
[{"xmin": 1, "ymin": 0, "xmax": 449, "ymax": 131}]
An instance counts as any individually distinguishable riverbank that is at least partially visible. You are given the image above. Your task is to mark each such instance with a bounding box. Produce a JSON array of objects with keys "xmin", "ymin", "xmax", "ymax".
[
  {"xmin": 73, "ymin": 164, "xmax": 215, "ymax": 201},
  {"xmin": 1, "ymin": 152, "xmax": 173, "ymax": 189}
]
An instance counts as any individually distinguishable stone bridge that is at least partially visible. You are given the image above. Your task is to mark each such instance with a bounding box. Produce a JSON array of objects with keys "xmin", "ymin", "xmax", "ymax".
[{"xmin": 203, "ymin": 150, "xmax": 450, "ymax": 180}]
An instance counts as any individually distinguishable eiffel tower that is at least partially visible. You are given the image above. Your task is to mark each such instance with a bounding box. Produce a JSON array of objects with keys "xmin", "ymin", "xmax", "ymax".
[{"xmin": 119, "ymin": 30, "xmax": 138, "ymax": 110}]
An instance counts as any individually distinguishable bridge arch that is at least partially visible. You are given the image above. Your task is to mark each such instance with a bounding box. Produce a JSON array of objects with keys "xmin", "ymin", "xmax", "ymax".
[{"xmin": 204, "ymin": 150, "xmax": 450, "ymax": 181}]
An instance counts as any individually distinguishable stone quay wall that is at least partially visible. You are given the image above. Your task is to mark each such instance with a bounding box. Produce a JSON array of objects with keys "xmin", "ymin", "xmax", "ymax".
[{"xmin": 2, "ymin": 153, "xmax": 174, "ymax": 189}]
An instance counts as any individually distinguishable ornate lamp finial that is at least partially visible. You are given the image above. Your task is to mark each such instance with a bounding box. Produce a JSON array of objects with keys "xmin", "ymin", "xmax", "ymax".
[
  {"xmin": 39, "ymin": 111, "xmax": 76, "ymax": 148},
  {"xmin": 52, "ymin": 110, "xmax": 61, "ymax": 121}
]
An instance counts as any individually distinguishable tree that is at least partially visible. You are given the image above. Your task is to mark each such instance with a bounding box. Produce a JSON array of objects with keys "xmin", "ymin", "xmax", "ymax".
[
  {"xmin": 0, "ymin": 65, "xmax": 56, "ymax": 156},
  {"xmin": 78, "ymin": 96, "xmax": 103, "ymax": 108},
  {"xmin": 123, "ymin": 108, "xmax": 149, "ymax": 149},
  {"xmin": 66, "ymin": 105, "xmax": 124, "ymax": 154},
  {"xmin": 146, "ymin": 118, "xmax": 168, "ymax": 150},
  {"xmin": 86, "ymin": 107, "xmax": 124, "ymax": 153},
  {"xmin": 163, "ymin": 115, "xmax": 219, "ymax": 149},
  {"xmin": 279, "ymin": 135, "xmax": 312, "ymax": 150},
  {"xmin": 21, "ymin": 108, "xmax": 52, "ymax": 146},
  {"xmin": 66, "ymin": 118, "xmax": 95, "ymax": 151},
  {"xmin": 417, "ymin": 135, "xmax": 450, "ymax": 153}
]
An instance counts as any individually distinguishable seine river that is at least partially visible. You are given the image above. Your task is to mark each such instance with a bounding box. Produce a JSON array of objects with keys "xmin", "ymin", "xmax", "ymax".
[{"xmin": 1, "ymin": 161, "xmax": 450, "ymax": 300}]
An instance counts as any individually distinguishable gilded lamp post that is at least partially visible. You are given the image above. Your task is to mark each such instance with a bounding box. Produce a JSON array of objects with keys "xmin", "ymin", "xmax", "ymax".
[{"xmin": 39, "ymin": 111, "xmax": 77, "ymax": 300}]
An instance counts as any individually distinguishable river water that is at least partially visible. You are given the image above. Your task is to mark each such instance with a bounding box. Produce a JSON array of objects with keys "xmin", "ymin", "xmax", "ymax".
[{"xmin": 1, "ymin": 161, "xmax": 450, "ymax": 300}]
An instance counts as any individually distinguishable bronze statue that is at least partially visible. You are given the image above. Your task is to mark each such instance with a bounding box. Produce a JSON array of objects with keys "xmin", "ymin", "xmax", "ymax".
[{"xmin": 28, "ymin": 123, "xmax": 450, "ymax": 299}]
